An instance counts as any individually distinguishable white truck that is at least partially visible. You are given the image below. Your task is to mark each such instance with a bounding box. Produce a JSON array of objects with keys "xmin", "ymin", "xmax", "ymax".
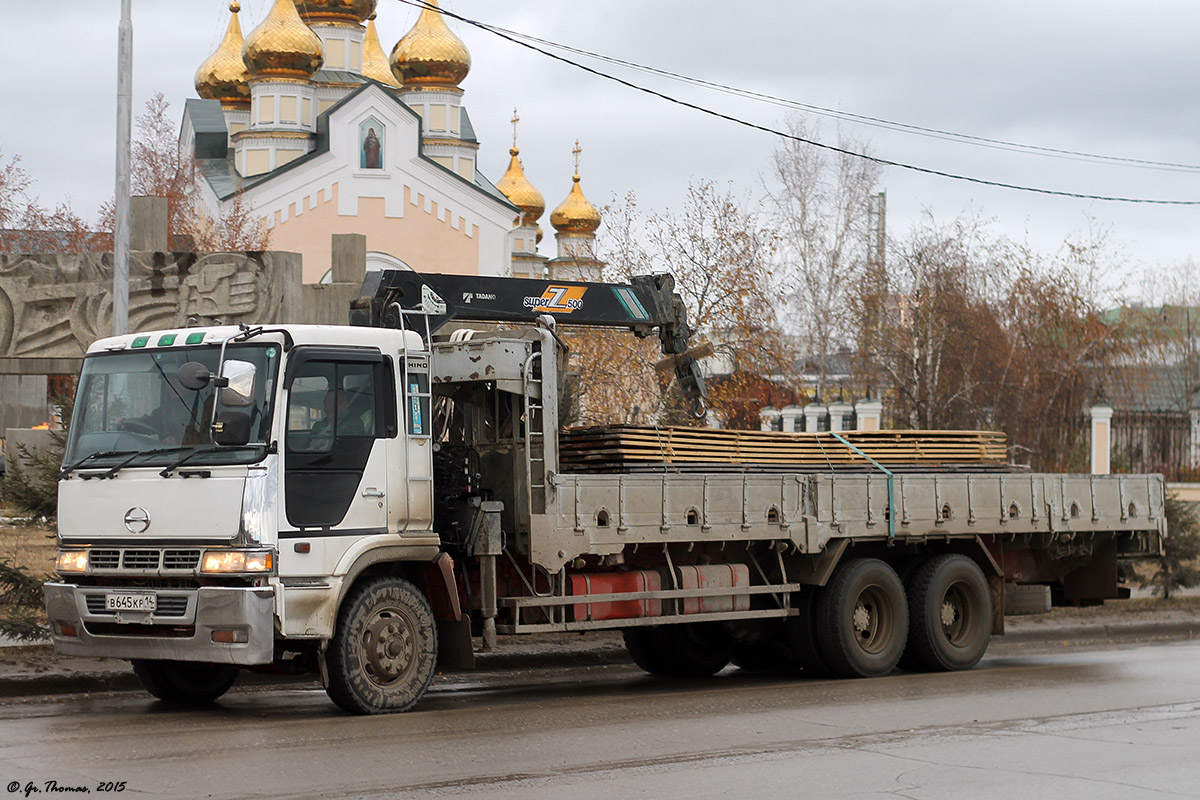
[{"xmin": 44, "ymin": 271, "xmax": 1166, "ymax": 713}]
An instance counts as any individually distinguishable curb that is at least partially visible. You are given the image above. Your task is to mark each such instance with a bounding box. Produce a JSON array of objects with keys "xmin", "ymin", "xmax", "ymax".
[{"xmin": 2, "ymin": 618, "xmax": 1198, "ymax": 701}]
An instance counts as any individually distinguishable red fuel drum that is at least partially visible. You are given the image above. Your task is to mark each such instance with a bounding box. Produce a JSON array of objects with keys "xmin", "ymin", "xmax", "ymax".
[
  {"xmin": 569, "ymin": 571, "xmax": 662, "ymax": 622},
  {"xmin": 676, "ymin": 564, "xmax": 750, "ymax": 614}
]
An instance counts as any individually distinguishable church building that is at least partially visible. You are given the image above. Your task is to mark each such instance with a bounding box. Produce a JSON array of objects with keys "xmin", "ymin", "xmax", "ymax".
[{"xmin": 185, "ymin": 0, "xmax": 605, "ymax": 284}]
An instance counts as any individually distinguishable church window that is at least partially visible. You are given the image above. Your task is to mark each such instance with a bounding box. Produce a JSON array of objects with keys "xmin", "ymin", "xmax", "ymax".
[
  {"xmin": 430, "ymin": 105, "xmax": 447, "ymax": 131},
  {"xmin": 326, "ymin": 38, "xmax": 345, "ymax": 70},
  {"xmin": 280, "ymin": 97, "xmax": 298, "ymax": 124},
  {"xmin": 449, "ymin": 107, "xmax": 460, "ymax": 134},
  {"xmin": 258, "ymin": 97, "xmax": 275, "ymax": 124}
]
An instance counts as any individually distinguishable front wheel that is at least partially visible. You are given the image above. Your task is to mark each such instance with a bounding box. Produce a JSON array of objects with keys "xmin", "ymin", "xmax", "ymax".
[
  {"xmin": 816, "ymin": 558, "xmax": 907, "ymax": 679},
  {"xmin": 325, "ymin": 577, "xmax": 438, "ymax": 715},
  {"xmin": 131, "ymin": 660, "xmax": 239, "ymax": 706},
  {"xmin": 904, "ymin": 554, "xmax": 992, "ymax": 671}
]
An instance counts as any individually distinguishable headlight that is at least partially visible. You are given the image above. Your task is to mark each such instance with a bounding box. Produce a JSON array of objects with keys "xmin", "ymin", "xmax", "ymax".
[
  {"xmin": 201, "ymin": 550, "xmax": 274, "ymax": 573},
  {"xmin": 56, "ymin": 550, "xmax": 89, "ymax": 573}
]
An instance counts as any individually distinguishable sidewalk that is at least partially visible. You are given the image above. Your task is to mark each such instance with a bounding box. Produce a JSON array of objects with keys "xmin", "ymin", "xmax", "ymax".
[{"xmin": 2, "ymin": 602, "xmax": 1198, "ymax": 701}]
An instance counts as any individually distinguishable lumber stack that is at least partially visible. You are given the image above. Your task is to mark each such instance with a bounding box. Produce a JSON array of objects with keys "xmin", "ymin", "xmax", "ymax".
[{"xmin": 559, "ymin": 426, "xmax": 1007, "ymax": 472}]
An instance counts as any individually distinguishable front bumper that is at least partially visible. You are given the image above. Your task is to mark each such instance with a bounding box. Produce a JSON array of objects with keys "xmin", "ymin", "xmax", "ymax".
[{"xmin": 44, "ymin": 582, "xmax": 276, "ymax": 666}]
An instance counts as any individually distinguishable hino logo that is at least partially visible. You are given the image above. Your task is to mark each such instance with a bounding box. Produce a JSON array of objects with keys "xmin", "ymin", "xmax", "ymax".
[{"xmin": 123, "ymin": 507, "xmax": 151, "ymax": 533}]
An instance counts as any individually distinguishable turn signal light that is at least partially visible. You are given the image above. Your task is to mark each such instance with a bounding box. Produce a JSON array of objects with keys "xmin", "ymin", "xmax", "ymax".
[{"xmin": 211, "ymin": 629, "xmax": 249, "ymax": 644}]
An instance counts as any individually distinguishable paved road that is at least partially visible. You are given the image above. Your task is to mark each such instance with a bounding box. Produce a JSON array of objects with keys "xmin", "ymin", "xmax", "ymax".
[{"xmin": 3, "ymin": 640, "xmax": 1200, "ymax": 799}]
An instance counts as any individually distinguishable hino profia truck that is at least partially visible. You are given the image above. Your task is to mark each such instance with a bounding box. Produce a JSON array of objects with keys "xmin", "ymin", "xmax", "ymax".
[{"xmin": 44, "ymin": 270, "xmax": 1166, "ymax": 714}]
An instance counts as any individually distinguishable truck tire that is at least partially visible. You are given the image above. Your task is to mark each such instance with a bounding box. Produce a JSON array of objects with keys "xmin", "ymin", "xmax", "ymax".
[
  {"xmin": 623, "ymin": 627, "xmax": 674, "ymax": 675},
  {"xmin": 325, "ymin": 576, "xmax": 438, "ymax": 715},
  {"xmin": 816, "ymin": 558, "xmax": 907, "ymax": 679},
  {"xmin": 781, "ymin": 587, "xmax": 834, "ymax": 678},
  {"xmin": 131, "ymin": 660, "xmax": 239, "ymax": 706},
  {"xmin": 904, "ymin": 554, "xmax": 992, "ymax": 672},
  {"xmin": 624, "ymin": 624, "xmax": 733, "ymax": 677},
  {"xmin": 1004, "ymin": 583, "xmax": 1052, "ymax": 616}
]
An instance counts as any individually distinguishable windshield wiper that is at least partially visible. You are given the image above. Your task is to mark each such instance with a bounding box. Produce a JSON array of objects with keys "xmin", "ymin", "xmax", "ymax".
[
  {"xmin": 159, "ymin": 445, "xmax": 225, "ymax": 477},
  {"xmin": 91, "ymin": 446, "xmax": 194, "ymax": 480},
  {"xmin": 59, "ymin": 450, "xmax": 138, "ymax": 480}
]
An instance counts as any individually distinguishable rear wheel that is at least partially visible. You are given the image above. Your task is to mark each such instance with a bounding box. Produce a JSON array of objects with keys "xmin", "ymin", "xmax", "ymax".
[
  {"xmin": 325, "ymin": 577, "xmax": 438, "ymax": 714},
  {"xmin": 624, "ymin": 623, "xmax": 734, "ymax": 677},
  {"xmin": 131, "ymin": 660, "xmax": 239, "ymax": 706},
  {"xmin": 816, "ymin": 558, "xmax": 907, "ymax": 679},
  {"xmin": 781, "ymin": 587, "xmax": 834, "ymax": 677},
  {"xmin": 904, "ymin": 555, "xmax": 992, "ymax": 671}
]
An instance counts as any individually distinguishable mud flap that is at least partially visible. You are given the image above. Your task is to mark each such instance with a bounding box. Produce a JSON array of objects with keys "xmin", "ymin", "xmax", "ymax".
[{"xmin": 436, "ymin": 616, "xmax": 475, "ymax": 671}]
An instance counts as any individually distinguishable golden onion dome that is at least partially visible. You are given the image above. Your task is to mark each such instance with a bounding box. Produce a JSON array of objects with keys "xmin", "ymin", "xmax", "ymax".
[
  {"xmin": 496, "ymin": 148, "xmax": 544, "ymax": 223},
  {"xmin": 293, "ymin": 0, "xmax": 376, "ymax": 24},
  {"xmin": 196, "ymin": 3, "xmax": 251, "ymax": 107},
  {"xmin": 361, "ymin": 14, "xmax": 400, "ymax": 87},
  {"xmin": 243, "ymin": 0, "xmax": 324, "ymax": 80},
  {"xmin": 389, "ymin": 0, "xmax": 471, "ymax": 87},
  {"xmin": 550, "ymin": 174, "xmax": 602, "ymax": 233}
]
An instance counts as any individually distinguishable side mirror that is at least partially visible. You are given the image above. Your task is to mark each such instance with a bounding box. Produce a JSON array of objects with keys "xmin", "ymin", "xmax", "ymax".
[
  {"xmin": 220, "ymin": 360, "xmax": 257, "ymax": 407},
  {"xmin": 213, "ymin": 411, "xmax": 252, "ymax": 446},
  {"xmin": 177, "ymin": 362, "xmax": 212, "ymax": 391}
]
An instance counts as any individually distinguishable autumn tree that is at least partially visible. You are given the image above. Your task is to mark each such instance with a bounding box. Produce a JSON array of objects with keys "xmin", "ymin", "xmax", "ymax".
[
  {"xmin": 766, "ymin": 118, "xmax": 881, "ymax": 397},
  {"xmin": 0, "ymin": 146, "xmax": 95, "ymax": 253},
  {"xmin": 559, "ymin": 192, "xmax": 662, "ymax": 426},
  {"xmin": 565, "ymin": 182, "xmax": 785, "ymax": 429},
  {"xmin": 98, "ymin": 93, "xmax": 270, "ymax": 252},
  {"xmin": 644, "ymin": 179, "xmax": 785, "ymax": 427}
]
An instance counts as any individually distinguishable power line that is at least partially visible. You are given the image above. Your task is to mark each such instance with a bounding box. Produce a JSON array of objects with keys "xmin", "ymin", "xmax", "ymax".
[
  {"xmin": 469, "ymin": 23, "xmax": 1200, "ymax": 174},
  {"xmin": 395, "ymin": 0, "xmax": 1200, "ymax": 206}
]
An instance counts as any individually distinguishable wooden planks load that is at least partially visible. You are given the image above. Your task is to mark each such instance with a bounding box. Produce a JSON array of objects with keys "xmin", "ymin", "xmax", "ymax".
[{"xmin": 559, "ymin": 425, "xmax": 1007, "ymax": 472}]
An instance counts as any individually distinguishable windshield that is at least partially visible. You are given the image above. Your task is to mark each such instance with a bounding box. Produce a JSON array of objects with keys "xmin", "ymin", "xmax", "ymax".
[{"xmin": 63, "ymin": 343, "xmax": 280, "ymax": 469}]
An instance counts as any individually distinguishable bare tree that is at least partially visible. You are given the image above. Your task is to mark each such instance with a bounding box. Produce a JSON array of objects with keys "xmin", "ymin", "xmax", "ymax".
[
  {"xmin": 99, "ymin": 93, "xmax": 270, "ymax": 252},
  {"xmin": 766, "ymin": 117, "xmax": 880, "ymax": 396}
]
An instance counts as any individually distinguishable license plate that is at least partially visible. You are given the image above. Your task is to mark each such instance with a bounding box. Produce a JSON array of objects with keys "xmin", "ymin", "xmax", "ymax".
[{"xmin": 105, "ymin": 593, "xmax": 157, "ymax": 613}]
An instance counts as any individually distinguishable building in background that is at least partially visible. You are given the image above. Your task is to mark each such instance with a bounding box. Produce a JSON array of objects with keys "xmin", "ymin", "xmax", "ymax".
[{"xmin": 186, "ymin": 0, "xmax": 603, "ymax": 283}]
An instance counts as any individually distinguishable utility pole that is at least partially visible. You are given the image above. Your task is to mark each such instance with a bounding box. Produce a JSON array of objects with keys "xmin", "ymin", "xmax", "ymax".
[{"xmin": 113, "ymin": 0, "xmax": 133, "ymax": 335}]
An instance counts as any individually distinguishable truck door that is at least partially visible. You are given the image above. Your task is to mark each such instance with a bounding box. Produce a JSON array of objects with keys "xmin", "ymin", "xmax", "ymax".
[{"xmin": 281, "ymin": 347, "xmax": 396, "ymax": 535}]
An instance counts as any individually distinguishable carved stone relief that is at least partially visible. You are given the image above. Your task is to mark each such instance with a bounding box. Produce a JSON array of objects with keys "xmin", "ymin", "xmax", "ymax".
[{"xmin": 0, "ymin": 251, "xmax": 302, "ymax": 360}]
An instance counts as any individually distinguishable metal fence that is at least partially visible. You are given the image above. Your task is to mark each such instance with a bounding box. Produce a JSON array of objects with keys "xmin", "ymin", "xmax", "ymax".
[{"xmin": 1111, "ymin": 410, "xmax": 1195, "ymax": 481}]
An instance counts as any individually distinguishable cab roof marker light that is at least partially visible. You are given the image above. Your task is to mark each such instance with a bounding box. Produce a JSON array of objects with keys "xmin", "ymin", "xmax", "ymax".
[
  {"xmin": 131, "ymin": 336, "xmax": 150, "ymax": 348},
  {"xmin": 185, "ymin": 332, "xmax": 206, "ymax": 345},
  {"xmin": 157, "ymin": 334, "xmax": 177, "ymax": 346}
]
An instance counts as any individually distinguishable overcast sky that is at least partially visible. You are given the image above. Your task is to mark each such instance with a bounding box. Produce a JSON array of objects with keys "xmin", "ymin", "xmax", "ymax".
[{"xmin": 4, "ymin": 1, "xmax": 1197, "ymax": 299}]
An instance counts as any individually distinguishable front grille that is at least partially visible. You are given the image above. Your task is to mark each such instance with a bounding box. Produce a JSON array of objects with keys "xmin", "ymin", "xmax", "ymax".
[
  {"xmin": 90, "ymin": 550, "xmax": 120, "ymax": 570},
  {"xmin": 87, "ymin": 548, "xmax": 204, "ymax": 574},
  {"xmin": 121, "ymin": 550, "xmax": 161, "ymax": 569},
  {"xmin": 83, "ymin": 593, "xmax": 190, "ymax": 618},
  {"xmin": 84, "ymin": 595, "xmax": 112, "ymax": 615},
  {"xmin": 156, "ymin": 596, "xmax": 189, "ymax": 617},
  {"xmin": 162, "ymin": 550, "xmax": 201, "ymax": 570}
]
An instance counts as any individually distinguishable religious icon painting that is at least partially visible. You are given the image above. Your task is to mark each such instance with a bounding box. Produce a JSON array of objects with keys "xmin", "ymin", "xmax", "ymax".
[{"xmin": 360, "ymin": 118, "xmax": 384, "ymax": 169}]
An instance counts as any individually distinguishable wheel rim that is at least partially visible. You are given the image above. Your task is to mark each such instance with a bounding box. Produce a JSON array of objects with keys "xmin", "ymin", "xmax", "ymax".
[
  {"xmin": 361, "ymin": 605, "xmax": 417, "ymax": 687},
  {"xmin": 939, "ymin": 582, "xmax": 981, "ymax": 647},
  {"xmin": 851, "ymin": 584, "xmax": 895, "ymax": 655}
]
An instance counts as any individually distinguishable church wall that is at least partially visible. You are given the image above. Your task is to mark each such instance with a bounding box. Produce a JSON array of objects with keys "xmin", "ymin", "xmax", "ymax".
[{"xmin": 267, "ymin": 182, "xmax": 484, "ymax": 282}]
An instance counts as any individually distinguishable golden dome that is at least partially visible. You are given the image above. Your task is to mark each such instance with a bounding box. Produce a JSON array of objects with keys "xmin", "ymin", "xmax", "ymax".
[
  {"xmin": 196, "ymin": 3, "xmax": 250, "ymax": 107},
  {"xmin": 243, "ymin": 0, "xmax": 324, "ymax": 80},
  {"xmin": 536, "ymin": 224, "xmax": 544, "ymax": 244},
  {"xmin": 389, "ymin": 0, "xmax": 471, "ymax": 87},
  {"xmin": 293, "ymin": 0, "xmax": 376, "ymax": 24},
  {"xmin": 361, "ymin": 14, "xmax": 400, "ymax": 87},
  {"xmin": 551, "ymin": 174, "xmax": 602, "ymax": 233},
  {"xmin": 496, "ymin": 148, "xmax": 544, "ymax": 223}
]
